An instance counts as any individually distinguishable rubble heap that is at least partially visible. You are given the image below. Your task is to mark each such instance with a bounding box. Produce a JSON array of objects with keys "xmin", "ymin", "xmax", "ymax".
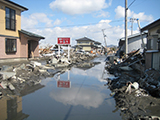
[
  {"xmin": 105, "ymin": 49, "xmax": 160, "ymax": 120},
  {"xmin": 0, "ymin": 53, "xmax": 97, "ymax": 98}
]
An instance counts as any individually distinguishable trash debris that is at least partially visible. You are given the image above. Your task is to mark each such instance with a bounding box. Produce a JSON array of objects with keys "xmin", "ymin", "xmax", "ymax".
[
  {"xmin": 8, "ymin": 82, "xmax": 15, "ymax": 90},
  {"xmin": 0, "ymin": 81, "xmax": 7, "ymax": 89},
  {"xmin": 131, "ymin": 82, "xmax": 139, "ymax": 90},
  {"xmin": 0, "ymin": 92, "xmax": 2, "ymax": 99},
  {"xmin": 0, "ymin": 72, "xmax": 16, "ymax": 80},
  {"xmin": 104, "ymin": 48, "xmax": 160, "ymax": 119},
  {"xmin": 119, "ymin": 66, "xmax": 133, "ymax": 71},
  {"xmin": 0, "ymin": 50, "xmax": 97, "ymax": 100}
]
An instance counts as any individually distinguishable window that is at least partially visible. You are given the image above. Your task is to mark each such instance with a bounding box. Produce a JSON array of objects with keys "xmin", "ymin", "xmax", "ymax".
[
  {"xmin": 5, "ymin": 7, "xmax": 16, "ymax": 31},
  {"xmin": 5, "ymin": 38, "xmax": 17, "ymax": 53}
]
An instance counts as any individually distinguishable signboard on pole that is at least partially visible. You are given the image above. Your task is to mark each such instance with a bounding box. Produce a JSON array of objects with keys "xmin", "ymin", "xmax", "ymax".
[
  {"xmin": 57, "ymin": 37, "xmax": 70, "ymax": 45},
  {"xmin": 57, "ymin": 80, "xmax": 71, "ymax": 88}
]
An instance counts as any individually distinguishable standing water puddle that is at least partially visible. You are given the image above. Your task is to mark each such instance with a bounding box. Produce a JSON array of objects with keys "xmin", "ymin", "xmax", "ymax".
[{"xmin": 1, "ymin": 56, "xmax": 122, "ymax": 120}]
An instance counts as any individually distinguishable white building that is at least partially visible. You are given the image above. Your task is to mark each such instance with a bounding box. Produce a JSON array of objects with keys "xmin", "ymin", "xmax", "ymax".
[{"xmin": 117, "ymin": 32, "xmax": 147, "ymax": 57}]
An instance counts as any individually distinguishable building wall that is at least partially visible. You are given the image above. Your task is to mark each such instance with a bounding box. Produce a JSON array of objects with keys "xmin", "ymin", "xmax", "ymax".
[
  {"xmin": 120, "ymin": 34, "xmax": 147, "ymax": 54},
  {"xmin": 149, "ymin": 25, "xmax": 160, "ymax": 36},
  {"xmin": 145, "ymin": 52, "xmax": 152, "ymax": 69},
  {"xmin": 83, "ymin": 46, "xmax": 91, "ymax": 51},
  {"xmin": 153, "ymin": 52, "xmax": 160, "ymax": 70},
  {"xmin": 20, "ymin": 34, "xmax": 28, "ymax": 58},
  {"xmin": 32, "ymin": 40, "xmax": 39, "ymax": 57},
  {"xmin": 77, "ymin": 41, "xmax": 91, "ymax": 45},
  {"xmin": 147, "ymin": 25, "xmax": 160, "ymax": 50},
  {"xmin": 20, "ymin": 34, "xmax": 40, "ymax": 58},
  {"xmin": 0, "ymin": 36, "xmax": 21, "ymax": 59},
  {"xmin": 0, "ymin": 2, "xmax": 21, "ymax": 37},
  {"xmin": 128, "ymin": 34, "xmax": 147, "ymax": 53},
  {"xmin": 145, "ymin": 52, "xmax": 160, "ymax": 70}
]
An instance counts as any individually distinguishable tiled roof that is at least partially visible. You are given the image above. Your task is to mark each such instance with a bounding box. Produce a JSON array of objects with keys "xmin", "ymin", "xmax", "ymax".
[
  {"xmin": 19, "ymin": 29, "xmax": 45, "ymax": 39},
  {"xmin": 76, "ymin": 37, "xmax": 95, "ymax": 42},
  {"xmin": 4, "ymin": 0, "xmax": 28, "ymax": 11}
]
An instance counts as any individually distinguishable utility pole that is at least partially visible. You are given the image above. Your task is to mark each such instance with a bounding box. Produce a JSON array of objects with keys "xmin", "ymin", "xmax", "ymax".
[{"xmin": 125, "ymin": 0, "xmax": 128, "ymax": 54}]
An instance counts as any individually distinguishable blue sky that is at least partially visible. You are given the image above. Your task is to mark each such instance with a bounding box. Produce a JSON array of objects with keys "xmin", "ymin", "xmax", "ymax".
[{"xmin": 13, "ymin": 0, "xmax": 160, "ymax": 47}]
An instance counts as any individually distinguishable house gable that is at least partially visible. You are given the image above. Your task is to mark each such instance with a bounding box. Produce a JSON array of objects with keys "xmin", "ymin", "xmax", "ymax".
[{"xmin": 0, "ymin": 0, "xmax": 28, "ymax": 37}]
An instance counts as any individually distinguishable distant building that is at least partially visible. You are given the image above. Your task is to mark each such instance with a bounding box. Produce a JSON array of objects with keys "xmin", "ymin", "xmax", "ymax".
[
  {"xmin": 0, "ymin": 0, "xmax": 45, "ymax": 63},
  {"xmin": 117, "ymin": 32, "xmax": 147, "ymax": 57},
  {"xmin": 141, "ymin": 18, "xmax": 160, "ymax": 70},
  {"xmin": 76, "ymin": 37, "xmax": 95, "ymax": 51},
  {"xmin": 75, "ymin": 37, "xmax": 102, "ymax": 52},
  {"xmin": 94, "ymin": 41, "xmax": 103, "ymax": 53}
]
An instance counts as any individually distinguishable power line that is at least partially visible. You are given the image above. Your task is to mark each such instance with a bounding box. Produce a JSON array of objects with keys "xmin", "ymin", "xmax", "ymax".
[{"xmin": 128, "ymin": 0, "xmax": 136, "ymax": 9}]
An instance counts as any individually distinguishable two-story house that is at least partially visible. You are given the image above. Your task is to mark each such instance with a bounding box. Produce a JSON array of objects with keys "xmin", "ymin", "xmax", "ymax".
[
  {"xmin": 141, "ymin": 18, "xmax": 160, "ymax": 70},
  {"xmin": 75, "ymin": 37, "xmax": 96, "ymax": 52},
  {"xmin": 0, "ymin": 0, "xmax": 45, "ymax": 63}
]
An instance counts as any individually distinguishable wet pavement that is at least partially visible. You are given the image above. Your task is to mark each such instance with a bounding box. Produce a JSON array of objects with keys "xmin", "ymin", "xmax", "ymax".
[{"xmin": 0, "ymin": 56, "xmax": 122, "ymax": 120}]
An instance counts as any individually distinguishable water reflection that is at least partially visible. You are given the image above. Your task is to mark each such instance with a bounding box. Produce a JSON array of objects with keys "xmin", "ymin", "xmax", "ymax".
[
  {"xmin": 0, "ymin": 83, "xmax": 44, "ymax": 120},
  {"xmin": 0, "ymin": 95, "xmax": 29, "ymax": 120},
  {"xmin": 71, "ymin": 61, "xmax": 114, "ymax": 83},
  {"xmin": 50, "ymin": 86, "xmax": 106, "ymax": 109},
  {"xmin": 56, "ymin": 71, "xmax": 71, "ymax": 88},
  {"xmin": 49, "ymin": 60, "xmax": 113, "ymax": 109},
  {"xmin": 0, "ymin": 56, "xmax": 122, "ymax": 120},
  {"xmin": 75, "ymin": 62, "xmax": 100, "ymax": 71}
]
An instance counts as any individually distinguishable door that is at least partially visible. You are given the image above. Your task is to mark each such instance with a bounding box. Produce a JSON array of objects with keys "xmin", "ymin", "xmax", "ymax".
[{"xmin": 28, "ymin": 41, "xmax": 31, "ymax": 58}]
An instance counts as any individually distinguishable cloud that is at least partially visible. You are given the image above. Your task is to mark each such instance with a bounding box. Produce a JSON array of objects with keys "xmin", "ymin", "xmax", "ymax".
[
  {"xmin": 132, "ymin": 12, "xmax": 153, "ymax": 22},
  {"xmin": 115, "ymin": 6, "xmax": 153, "ymax": 22},
  {"xmin": 49, "ymin": 0, "xmax": 112, "ymax": 15},
  {"xmin": 115, "ymin": 6, "xmax": 133, "ymax": 19},
  {"xmin": 53, "ymin": 19, "xmax": 62, "ymax": 25},
  {"xmin": 94, "ymin": 10, "xmax": 110, "ymax": 18},
  {"xmin": 21, "ymin": 13, "xmax": 125, "ymax": 47},
  {"xmin": 33, "ymin": 19, "xmax": 125, "ymax": 47},
  {"xmin": 50, "ymin": 86, "xmax": 106, "ymax": 108},
  {"xmin": 21, "ymin": 13, "xmax": 53, "ymax": 28}
]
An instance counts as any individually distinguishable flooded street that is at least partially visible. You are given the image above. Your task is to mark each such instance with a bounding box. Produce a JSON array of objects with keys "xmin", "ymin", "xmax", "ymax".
[{"xmin": 20, "ymin": 56, "xmax": 121, "ymax": 120}]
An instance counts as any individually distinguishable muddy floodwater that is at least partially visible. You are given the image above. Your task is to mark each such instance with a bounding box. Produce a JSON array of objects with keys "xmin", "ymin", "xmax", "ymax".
[{"xmin": 1, "ymin": 56, "xmax": 122, "ymax": 120}]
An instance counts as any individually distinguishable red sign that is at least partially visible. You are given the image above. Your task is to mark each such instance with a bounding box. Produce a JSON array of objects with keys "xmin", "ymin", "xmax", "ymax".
[
  {"xmin": 57, "ymin": 81, "xmax": 71, "ymax": 88},
  {"xmin": 58, "ymin": 37, "xmax": 70, "ymax": 45}
]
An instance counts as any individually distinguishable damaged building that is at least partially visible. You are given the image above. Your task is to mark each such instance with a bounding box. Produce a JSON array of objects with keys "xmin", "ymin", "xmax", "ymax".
[{"xmin": 141, "ymin": 18, "xmax": 160, "ymax": 71}]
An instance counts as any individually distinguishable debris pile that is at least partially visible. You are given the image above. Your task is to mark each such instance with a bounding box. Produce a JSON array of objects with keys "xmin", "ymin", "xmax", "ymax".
[
  {"xmin": 0, "ymin": 52, "xmax": 97, "ymax": 98},
  {"xmin": 39, "ymin": 45, "xmax": 53, "ymax": 56},
  {"xmin": 0, "ymin": 61, "xmax": 59, "ymax": 97},
  {"xmin": 105, "ymin": 49, "xmax": 160, "ymax": 119}
]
